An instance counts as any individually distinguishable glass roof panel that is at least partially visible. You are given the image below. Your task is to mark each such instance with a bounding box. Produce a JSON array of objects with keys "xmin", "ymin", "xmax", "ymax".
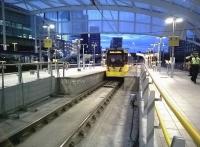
[
  {"xmin": 15, "ymin": 3, "xmax": 34, "ymax": 11},
  {"xmin": 5, "ymin": 0, "xmax": 19, "ymax": 3},
  {"xmin": 194, "ymin": 6, "xmax": 200, "ymax": 14},
  {"xmin": 103, "ymin": 10, "xmax": 118, "ymax": 20},
  {"xmin": 119, "ymin": 12, "xmax": 134, "ymax": 21},
  {"xmin": 100, "ymin": 0, "xmax": 116, "ymax": 5},
  {"xmin": 88, "ymin": 10, "xmax": 102, "ymax": 20},
  {"xmin": 134, "ymin": 2, "xmax": 151, "ymax": 10},
  {"xmin": 66, "ymin": 0, "xmax": 82, "ymax": 5},
  {"xmin": 151, "ymin": 6, "xmax": 167, "ymax": 13},
  {"xmin": 29, "ymin": 1, "xmax": 50, "ymax": 9},
  {"xmin": 80, "ymin": 0, "xmax": 91, "ymax": 5},
  {"xmin": 43, "ymin": 1, "xmax": 65, "ymax": 7},
  {"xmin": 115, "ymin": 0, "xmax": 132, "ymax": 6},
  {"xmin": 173, "ymin": 0, "xmax": 192, "ymax": 9}
]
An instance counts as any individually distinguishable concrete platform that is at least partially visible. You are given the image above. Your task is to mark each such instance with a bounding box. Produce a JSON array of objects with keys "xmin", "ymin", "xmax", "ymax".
[
  {"xmin": 0, "ymin": 66, "xmax": 106, "ymax": 88},
  {"xmin": 148, "ymin": 68, "xmax": 200, "ymax": 147},
  {"xmin": 57, "ymin": 67, "xmax": 105, "ymax": 95},
  {"xmin": 0, "ymin": 96, "xmax": 71, "ymax": 143},
  {"xmin": 0, "ymin": 66, "xmax": 106, "ymax": 114}
]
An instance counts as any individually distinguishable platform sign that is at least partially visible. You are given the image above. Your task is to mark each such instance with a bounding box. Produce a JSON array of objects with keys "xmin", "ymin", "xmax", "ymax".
[
  {"xmin": 44, "ymin": 39, "xmax": 52, "ymax": 48},
  {"xmin": 169, "ymin": 36, "xmax": 180, "ymax": 47}
]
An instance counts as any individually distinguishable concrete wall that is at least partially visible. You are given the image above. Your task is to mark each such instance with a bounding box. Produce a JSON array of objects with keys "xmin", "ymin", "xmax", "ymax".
[
  {"xmin": 0, "ymin": 77, "xmax": 56, "ymax": 113},
  {"xmin": 0, "ymin": 71, "xmax": 105, "ymax": 114},
  {"xmin": 58, "ymin": 72, "xmax": 105, "ymax": 96},
  {"xmin": 123, "ymin": 76, "xmax": 139, "ymax": 92}
]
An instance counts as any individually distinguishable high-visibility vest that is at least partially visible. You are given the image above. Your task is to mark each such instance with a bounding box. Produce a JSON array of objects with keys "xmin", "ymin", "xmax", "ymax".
[{"xmin": 191, "ymin": 57, "xmax": 200, "ymax": 65}]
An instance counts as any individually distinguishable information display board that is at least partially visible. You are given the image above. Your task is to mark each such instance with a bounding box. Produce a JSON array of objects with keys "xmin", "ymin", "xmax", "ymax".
[
  {"xmin": 44, "ymin": 39, "xmax": 52, "ymax": 48},
  {"xmin": 169, "ymin": 36, "xmax": 180, "ymax": 47}
]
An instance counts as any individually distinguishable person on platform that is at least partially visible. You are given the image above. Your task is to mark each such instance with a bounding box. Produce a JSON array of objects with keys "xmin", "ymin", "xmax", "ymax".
[
  {"xmin": 185, "ymin": 53, "xmax": 193, "ymax": 76},
  {"xmin": 190, "ymin": 51, "xmax": 200, "ymax": 83}
]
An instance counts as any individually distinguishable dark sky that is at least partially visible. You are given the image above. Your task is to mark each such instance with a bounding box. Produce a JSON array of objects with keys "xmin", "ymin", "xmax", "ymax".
[{"xmin": 101, "ymin": 34, "xmax": 168, "ymax": 53}]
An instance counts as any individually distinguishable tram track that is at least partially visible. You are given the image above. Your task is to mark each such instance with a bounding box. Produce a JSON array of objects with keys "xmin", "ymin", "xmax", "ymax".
[
  {"xmin": 0, "ymin": 81, "xmax": 109, "ymax": 147},
  {"xmin": 0, "ymin": 80, "xmax": 121, "ymax": 147},
  {"xmin": 59, "ymin": 81, "xmax": 120, "ymax": 147}
]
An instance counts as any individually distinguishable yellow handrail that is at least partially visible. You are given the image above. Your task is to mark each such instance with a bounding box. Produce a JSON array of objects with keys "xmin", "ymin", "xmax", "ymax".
[
  {"xmin": 155, "ymin": 105, "xmax": 171, "ymax": 146},
  {"xmin": 145, "ymin": 65, "xmax": 200, "ymax": 146}
]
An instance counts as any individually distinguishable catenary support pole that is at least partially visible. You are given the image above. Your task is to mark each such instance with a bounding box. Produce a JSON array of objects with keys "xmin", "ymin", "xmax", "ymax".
[
  {"xmin": 1, "ymin": 0, "xmax": 7, "ymax": 51},
  {"xmin": 34, "ymin": 15, "xmax": 38, "ymax": 53}
]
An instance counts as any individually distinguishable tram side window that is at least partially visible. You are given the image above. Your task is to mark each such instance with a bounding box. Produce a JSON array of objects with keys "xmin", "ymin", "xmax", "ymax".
[{"xmin": 124, "ymin": 53, "xmax": 128, "ymax": 64}]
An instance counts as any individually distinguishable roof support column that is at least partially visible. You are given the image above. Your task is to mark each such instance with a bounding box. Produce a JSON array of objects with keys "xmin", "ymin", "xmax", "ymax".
[{"xmin": 1, "ymin": 0, "xmax": 7, "ymax": 51}]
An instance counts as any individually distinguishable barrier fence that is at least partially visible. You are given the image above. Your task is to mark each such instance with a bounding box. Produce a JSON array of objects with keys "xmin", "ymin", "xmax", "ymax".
[
  {"xmin": 139, "ymin": 63, "xmax": 200, "ymax": 147},
  {"xmin": 0, "ymin": 61, "xmax": 99, "ymax": 117}
]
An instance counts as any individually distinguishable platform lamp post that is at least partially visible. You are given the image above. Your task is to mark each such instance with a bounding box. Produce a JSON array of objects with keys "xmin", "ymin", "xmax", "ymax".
[
  {"xmin": 91, "ymin": 42, "xmax": 97, "ymax": 67},
  {"xmin": 12, "ymin": 42, "xmax": 18, "ymax": 51},
  {"xmin": 156, "ymin": 37, "xmax": 166, "ymax": 71},
  {"xmin": 0, "ymin": 44, "xmax": 9, "ymax": 50},
  {"xmin": 74, "ymin": 38, "xmax": 83, "ymax": 71},
  {"xmin": 43, "ymin": 24, "xmax": 55, "ymax": 73},
  {"xmin": 81, "ymin": 44, "xmax": 88, "ymax": 69},
  {"xmin": 165, "ymin": 17, "xmax": 183, "ymax": 77}
]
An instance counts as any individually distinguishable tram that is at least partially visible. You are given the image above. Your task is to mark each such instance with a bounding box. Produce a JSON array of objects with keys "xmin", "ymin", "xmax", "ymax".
[{"xmin": 106, "ymin": 49, "xmax": 129, "ymax": 77}]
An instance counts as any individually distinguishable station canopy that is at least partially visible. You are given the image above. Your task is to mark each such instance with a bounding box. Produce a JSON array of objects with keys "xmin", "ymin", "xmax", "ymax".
[{"xmin": 5, "ymin": 0, "xmax": 200, "ymax": 37}]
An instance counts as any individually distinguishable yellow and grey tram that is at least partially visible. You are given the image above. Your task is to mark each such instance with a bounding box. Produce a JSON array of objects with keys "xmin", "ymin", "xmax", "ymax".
[{"xmin": 106, "ymin": 49, "xmax": 129, "ymax": 77}]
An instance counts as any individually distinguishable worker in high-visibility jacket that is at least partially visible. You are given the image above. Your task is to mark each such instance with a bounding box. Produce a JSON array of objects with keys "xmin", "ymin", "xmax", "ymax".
[
  {"xmin": 191, "ymin": 52, "xmax": 200, "ymax": 83},
  {"xmin": 185, "ymin": 53, "xmax": 193, "ymax": 76}
]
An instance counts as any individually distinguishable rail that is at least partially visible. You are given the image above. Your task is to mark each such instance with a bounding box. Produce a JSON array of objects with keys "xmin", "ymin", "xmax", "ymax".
[
  {"xmin": 59, "ymin": 81, "xmax": 120, "ymax": 147},
  {"xmin": 0, "ymin": 81, "xmax": 106, "ymax": 146},
  {"xmin": 140, "ymin": 63, "xmax": 200, "ymax": 147}
]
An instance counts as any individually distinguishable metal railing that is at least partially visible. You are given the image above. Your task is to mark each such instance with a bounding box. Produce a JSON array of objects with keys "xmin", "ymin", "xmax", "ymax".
[
  {"xmin": 146, "ymin": 64, "xmax": 200, "ymax": 146},
  {"xmin": 0, "ymin": 61, "xmax": 100, "ymax": 116},
  {"xmin": 139, "ymin": 63, "xmax": 200, "ymax": 147},
  {"xmin": 155, "ymin": 104, "xmax": 171, "ymax": 146}
]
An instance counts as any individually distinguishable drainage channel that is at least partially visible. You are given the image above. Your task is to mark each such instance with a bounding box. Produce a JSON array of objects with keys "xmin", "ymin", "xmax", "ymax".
[{"xmin": 0, "ymin": 81, "xmax": 108, "ymax": 147}]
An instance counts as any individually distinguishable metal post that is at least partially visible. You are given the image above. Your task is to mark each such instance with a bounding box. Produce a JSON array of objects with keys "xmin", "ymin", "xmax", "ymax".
[
  {"xmin": 37, "ymin": 63, "xmax": 39, "ymax": 79},
  {"xmin": 63, "ymin": 62, "xmax": 65, "ymax": 77},
  {"xmin": 147, "ymin": 91, "xmax": 155, "ymax": 147},
  {"xmin": 171, "ymin": 136, "xmax": 185, "ymax": 147},
  {"xmin": 0, "ymin": 62, "xmax": 6, "ymax": 117},
  {"xmin": 47, "ymin": 27, "xmax": 51, "ymax": 74},
  {"xmin": 135, "ymin": 63, "xmax": 138, "ymax": 76},
  {"xmin": 171, "ymin": 19, "xmax": 175, "ymax": 78},
  {"xmin": 56, "ymin": 62, "xmax": 59, "ymax": 77},
  {"xmin": 18, "ymin": 64, "xmax": 22, "ymax": 84},
  {"xmin": 81, "ymin": 44, "xmax": 88, "ymax": 69},
  {"xmin": 83, "ymin": 45, "xmax": 85, "ymax": 69},
  {"xmin": 78, "ymin": 42, "xmax": 81, "ymax": 71},
  {"xmin": 92, "ymin": 43, "xmax": 97, "ymax": 67},
  {"xmin": 18, "ymin": 64, "xmax": 26, "ymax": 110},
  {"xmin": 39, "ymin": 38, "xmax": 42, "ymax": 69},
  {"xmin": 34, "ymin": 15, "xmax": 38, "ymax": 53},
  {"xmin": 1, "ymin": 0, "xmax": 7, "ymax": 51},
  {"xmin": 158, "ymin": 38, "xmax": 162, "ymax": 72},
  {"xmin": 12, "ymin": 43, "xmax": 18, "ymax": 51},
  {"xmin": 50, "ymin": 62, "xmax": 53, "ymax": 95},
  {"xmin": 50, "ymin": 62, "xmax": 53, "ymax": 77}
]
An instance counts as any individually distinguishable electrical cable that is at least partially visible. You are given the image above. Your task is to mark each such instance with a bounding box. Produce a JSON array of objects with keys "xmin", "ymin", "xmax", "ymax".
[
  {"xmin": 129, "ymin": 95, "xmax": 139, "ymax": 146},
  {"xmin": 90, "ymin": 0, "xmax": 116, "ymax": 32}
]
